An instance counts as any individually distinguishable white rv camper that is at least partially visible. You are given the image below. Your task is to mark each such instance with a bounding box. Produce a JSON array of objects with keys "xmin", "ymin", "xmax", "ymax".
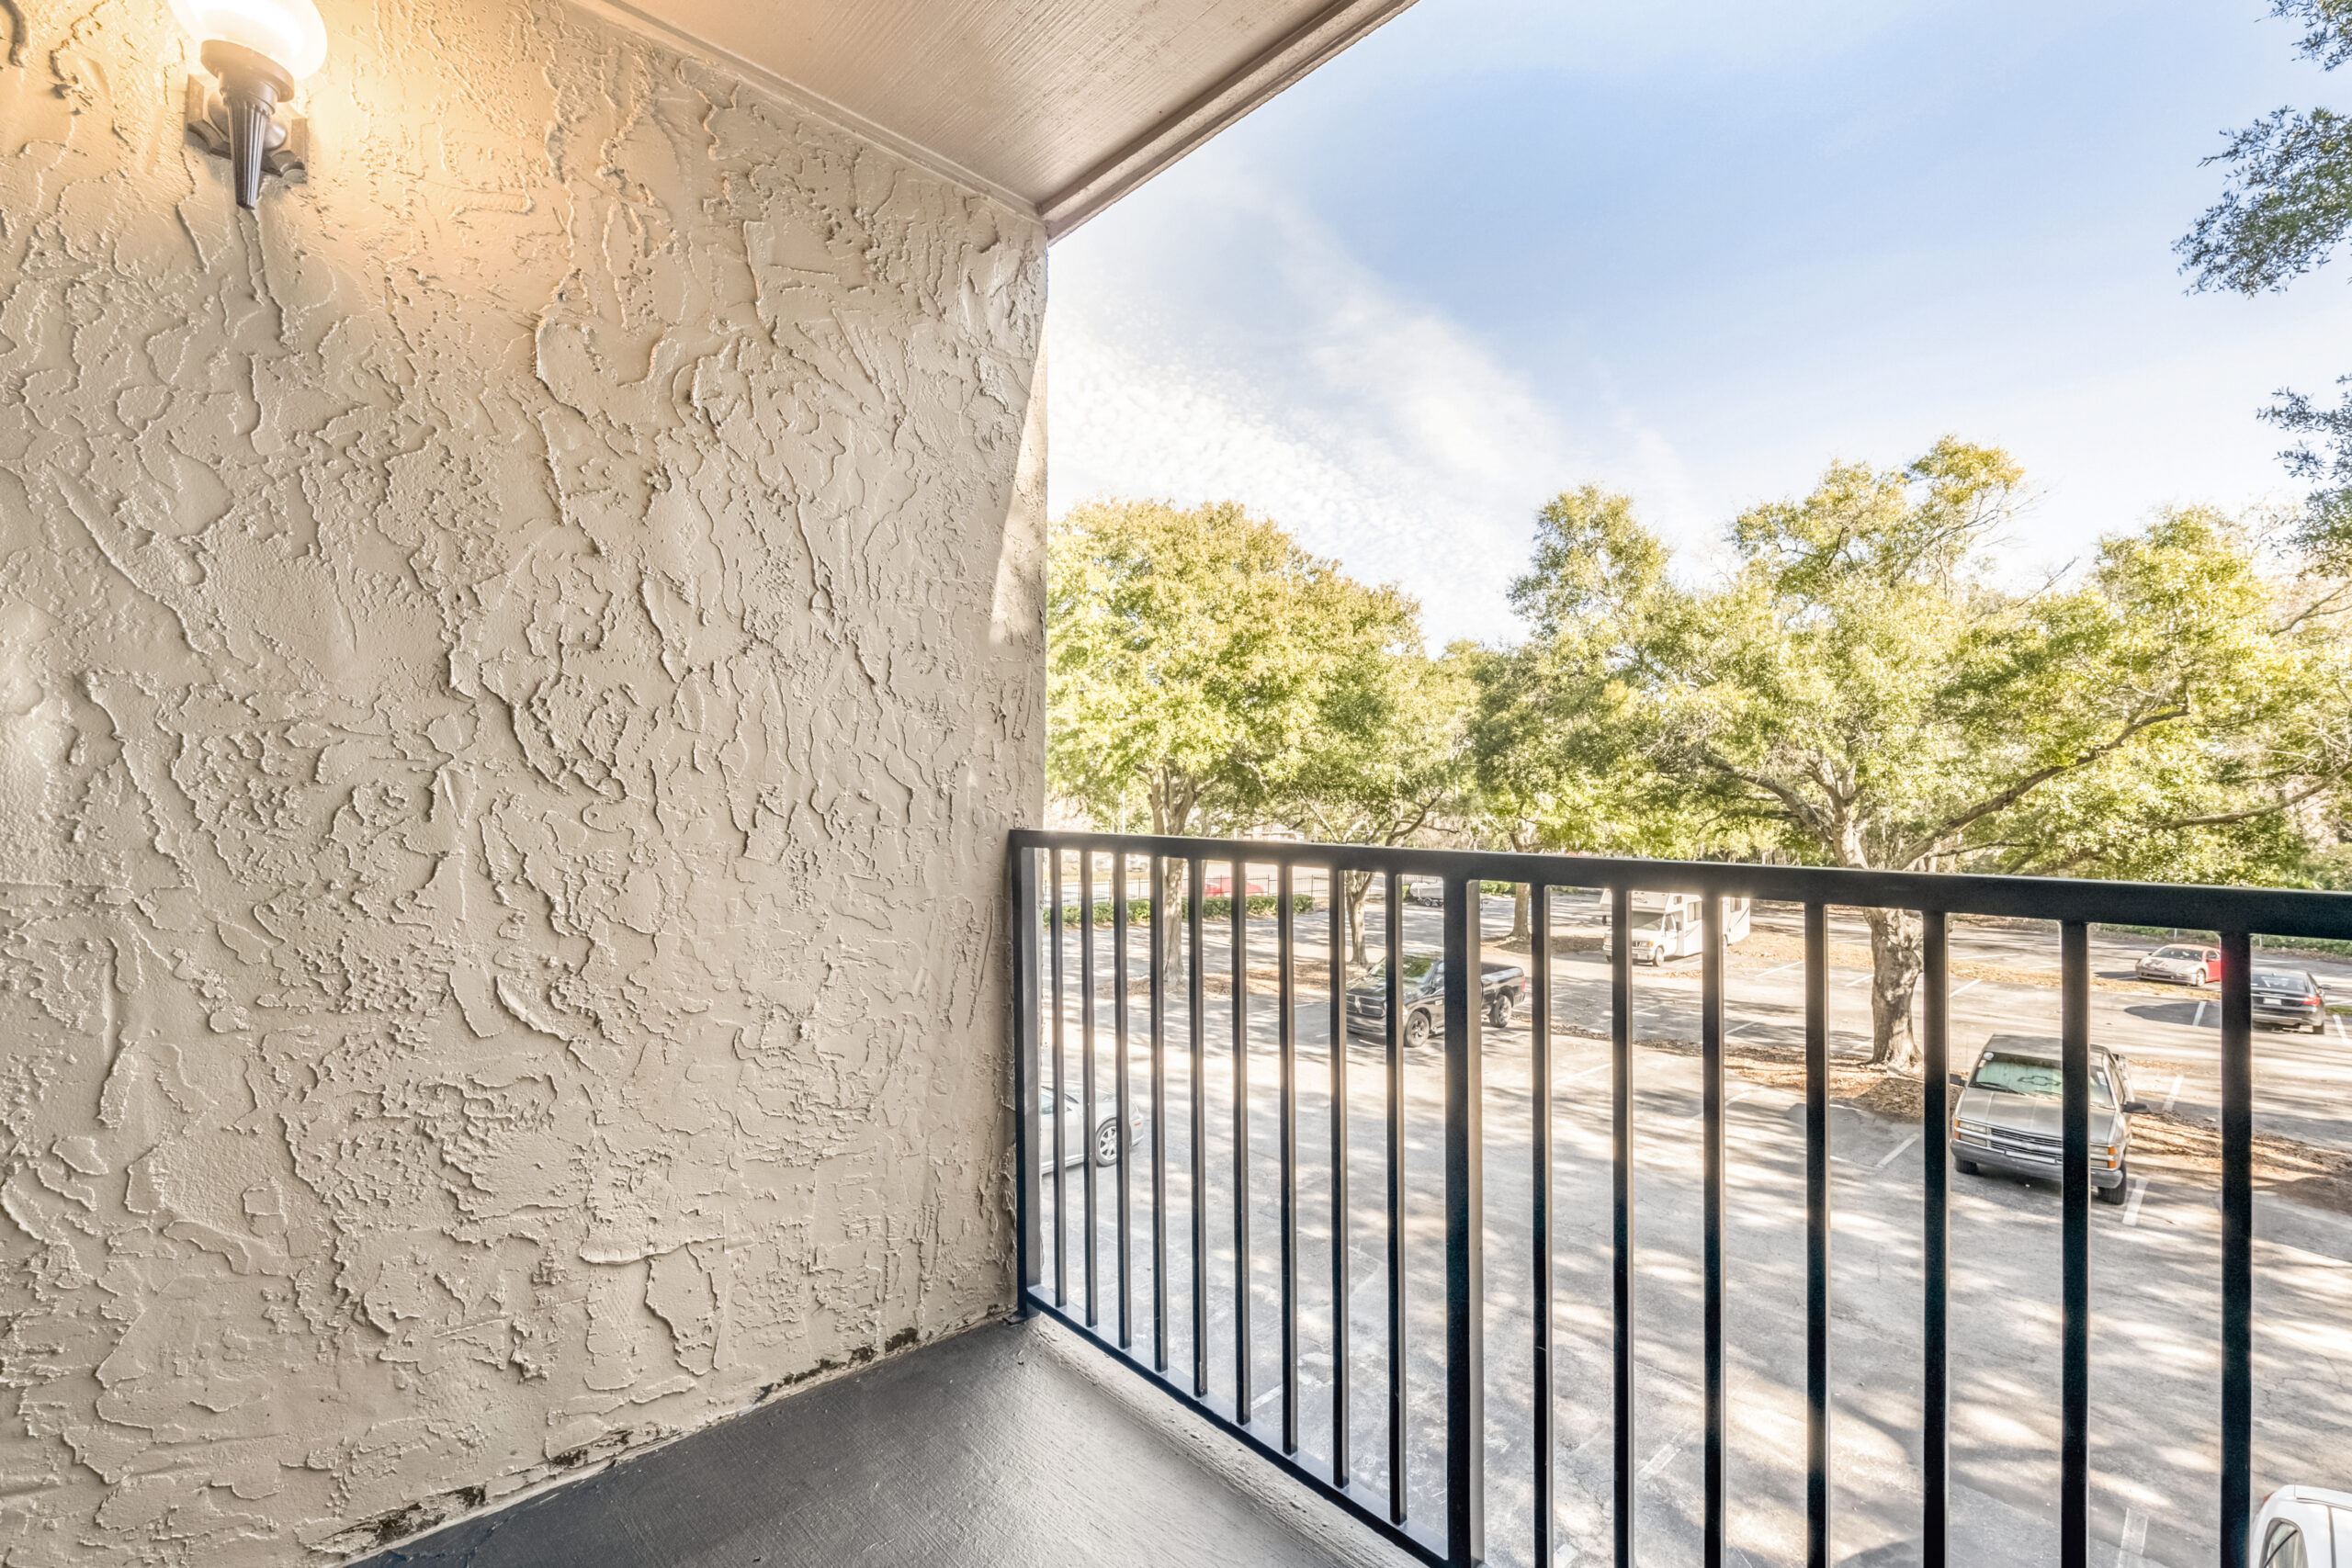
[{"xmin": 1618, "ymin": 890, "xmax": 1751, "ymax": 964}]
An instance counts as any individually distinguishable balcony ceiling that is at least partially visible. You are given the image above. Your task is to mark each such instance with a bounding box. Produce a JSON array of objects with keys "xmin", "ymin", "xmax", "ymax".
[{"xmin": 605, "ymin": 0, "xmax": 1420, "ymax": 234}]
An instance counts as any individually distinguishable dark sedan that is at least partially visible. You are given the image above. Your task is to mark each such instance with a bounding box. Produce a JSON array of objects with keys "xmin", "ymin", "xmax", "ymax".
[
  {"xmin": 2251, "ymin": 966, "xmax": 2329, "ymax": 1033},
  {"xmin": 1345, "ymin": 953, "xmax": 1526, "ymax": 1047}
]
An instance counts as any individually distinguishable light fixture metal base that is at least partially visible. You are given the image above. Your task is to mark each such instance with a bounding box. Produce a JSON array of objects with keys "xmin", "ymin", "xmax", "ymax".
[{"xmin": 185, "ymin": 74, "xmax": 308, "ymax": 190}]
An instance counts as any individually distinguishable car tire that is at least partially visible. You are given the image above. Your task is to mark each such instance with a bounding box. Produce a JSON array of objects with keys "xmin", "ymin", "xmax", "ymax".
[
  {"xmin": 1955, "ymin": 1158, "xmax": 1980, "ymax": 1176},
  {"xmin": 2193, "ymin": 968, "xmax": 2208, "ymax": 987},
  {"xmin": 1091, "ymin": 1118, "xmax": 1122, "ymax": 1168},
  {"xmin": 1487, "ymin": 995, "xmax": 1512, "ymax": 1030},
  {"xmin": 1404, "ymin": 1009, "xmax": 1432, "ymax": 1051},
  {"xmin": 2097, "ymin": 1165, "xmax": 2128, "ymax": 1205}
]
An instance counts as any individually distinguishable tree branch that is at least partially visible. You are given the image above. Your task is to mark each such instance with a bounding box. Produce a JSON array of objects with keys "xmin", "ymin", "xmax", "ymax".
[
  {"xmin": 2275, "ymin": 578, "xmax": 2352, "ymax": 632},
  {"xmin": 2141, "ymin": 773, "xmax": 2338, "ymax": 830},
  {"xmin": 1694, "ymin": 748, "xmax": 1836, "ymax": 850},
  {"xmin": 1894, "ymin": 705, "xmax": 2192, "ymax": 866}
]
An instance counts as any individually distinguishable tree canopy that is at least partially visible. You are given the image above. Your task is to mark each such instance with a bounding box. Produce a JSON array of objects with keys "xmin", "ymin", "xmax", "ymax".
[
  {"xmin": 1046, "ymin": 498, "xmax": 1423, "ymax": 839},
  {"xmin": 1276, "ymin": 640, "xmax": 1474, "ymax": 964},
  {"xmin": 1482, "ymin": 441, "xmax": 2352, "ymax": 1068}
]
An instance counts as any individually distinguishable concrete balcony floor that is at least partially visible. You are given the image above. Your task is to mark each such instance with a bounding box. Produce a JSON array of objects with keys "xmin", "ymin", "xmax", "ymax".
[{"xmin": 357, "ymin": 1317, "xmax": 1393, "ymax": 1568}]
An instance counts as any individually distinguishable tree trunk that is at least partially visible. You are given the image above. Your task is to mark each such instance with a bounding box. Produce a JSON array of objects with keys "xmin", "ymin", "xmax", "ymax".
[
  {"xmin": 1344, "ymin": 870, "xmax": 1374, "ymax": 973},
  {"xmin": 1505, "ymin": 825, "xmax": 1540, "ymax": 943},
  {"xmin": 1862, "ymin": 907, "xmax": 1925, "ymax": 1074},
  {"xmin": 1157, "ymin": 855, "xmax": 1188, "ymax": 970},
  {"xmin": 1150, "ymin": 779, "xmax": 1196, "ymax": 973}
]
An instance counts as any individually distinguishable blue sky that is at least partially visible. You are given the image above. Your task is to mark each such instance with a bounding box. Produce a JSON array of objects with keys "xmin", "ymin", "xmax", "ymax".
[{"xmin": 1046, "ymin": 0, "xmax": 2352, "ymax": 646}]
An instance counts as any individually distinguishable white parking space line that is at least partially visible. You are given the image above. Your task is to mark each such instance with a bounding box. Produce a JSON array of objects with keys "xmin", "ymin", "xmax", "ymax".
[
  {"xmin": 1950, "ymin": 978, "xmax": 1983, "ymax": 999},
  {"xmin": 2122, "ymin": 1177, "xmax": 2151, "ymax": 1227},
  {"xmin": 2335, "ymin": 1014, "xmax": 2346, "ymax": 1043},
  {"xmin": 1753, "ymin": 962, "xmax": 1802, "ymax": 980},
  {"xmin": 1844, "ymin": 973, "xmax": 1870, "ymax": 988},
  {"xmin": 1874, "ymin": 1134, "xmax": 1920, "ymax": 1171},
  {"xmin": 2117, "ymin": 1506, "xmax": 2149, "ymax": 1566},
  {"xmin": 1566, "ymin": 1062, "xmax": 1612, "ymax": 1082},
  {"xmin": 1725, "ymin": 1021, "xmax": 1755, "ymax": 1039},
  {"xmin": 2193, "ymin": 1001, "xmax": 2208, "ymax": 1029},
  {"xmin": 1635, "ymin": 1441, "xmax": 1679, "ymax": 1481},
  {"xmin": 2163, "ymin": 1073, "xmax": 2184, "ymax": 1112}
]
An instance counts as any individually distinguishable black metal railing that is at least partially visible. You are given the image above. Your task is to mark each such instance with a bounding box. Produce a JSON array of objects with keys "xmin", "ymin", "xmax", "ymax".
[{"xmin": 1007, "ymin": 829, "xmax": 2352, "ymax": 1568}]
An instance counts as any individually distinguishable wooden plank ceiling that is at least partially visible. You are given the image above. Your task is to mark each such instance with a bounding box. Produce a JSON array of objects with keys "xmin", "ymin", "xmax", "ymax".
[{"xmin": 609, "ymin": 0, "xmax": 1420, "ymax": 233}]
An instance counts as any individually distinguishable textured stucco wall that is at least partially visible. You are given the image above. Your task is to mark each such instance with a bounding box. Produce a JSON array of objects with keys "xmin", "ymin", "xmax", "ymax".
[{"xmin": 0, "ymin": 0, "xmax": 1046, "ymax": 1558}]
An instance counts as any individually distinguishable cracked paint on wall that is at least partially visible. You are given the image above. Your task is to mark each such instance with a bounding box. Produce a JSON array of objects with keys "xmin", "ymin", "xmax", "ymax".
[{"xmin": 0, "ymin": 0, "xmax": 1047, "ymax": 1557}]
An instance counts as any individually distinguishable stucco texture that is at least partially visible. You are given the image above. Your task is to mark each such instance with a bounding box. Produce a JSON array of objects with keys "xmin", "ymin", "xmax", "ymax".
[{"xmin": 0, "ymin": 0, "xmax": 1047, "ymax": 1559}]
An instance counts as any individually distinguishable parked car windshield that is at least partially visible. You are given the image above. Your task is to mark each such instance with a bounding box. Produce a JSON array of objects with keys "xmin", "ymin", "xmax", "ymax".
[
  {"xmin": 1363, "ymin": 954, "xmax": 1438, "ymax": 986},
  {"xmin": 1970, "ymin": 1052, "xmax": 2115, "ymax": 1108},
  {"xmin": 2152, "ymin": 946, "xmax": 2208, "ymax": 961}
]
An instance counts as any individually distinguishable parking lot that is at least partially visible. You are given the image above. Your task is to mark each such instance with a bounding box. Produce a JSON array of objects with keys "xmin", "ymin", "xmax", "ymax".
[{"xmin": 1039, "ymin": 890, "xmax": 2352, "ymax": 1568}]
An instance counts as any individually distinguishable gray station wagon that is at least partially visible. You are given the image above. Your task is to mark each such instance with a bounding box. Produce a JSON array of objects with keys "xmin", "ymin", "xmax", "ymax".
[{"xmin": 1949, "ymin": 1034, "xmax": 2148, "ymax": 1204}]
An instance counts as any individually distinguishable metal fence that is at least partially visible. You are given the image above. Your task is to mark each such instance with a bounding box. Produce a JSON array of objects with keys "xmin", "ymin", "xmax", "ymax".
[{"xmin": 1006, "ymin": 829, "xmax": 2352, "ymax": 1568}]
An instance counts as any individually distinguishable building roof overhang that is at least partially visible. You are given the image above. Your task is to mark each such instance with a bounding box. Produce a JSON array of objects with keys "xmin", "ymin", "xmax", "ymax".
[{"xmin": 589, "ymin": 0, "xmax": 1419, "ymax": 234}]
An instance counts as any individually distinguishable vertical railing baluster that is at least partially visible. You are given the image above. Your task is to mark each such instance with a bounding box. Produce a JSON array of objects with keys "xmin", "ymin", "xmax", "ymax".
[
  {"xmin": 1083, "ymin": 851, "xmax": 1099, "ymax": 1327},
  {"xmin": 1533, "ymin": 883, "xmax": 1555, "ymax": 1568},
  {"xmin": 1280, "ymin": 863, "xmax": 1300, "ymax": 1453},
  {"xmin": 1442, "ymin": 874, "xmax": 1485, "ymax": 1568},
  {"xmin": 2061, "ymin": 920, "xmax": 2089, "ymax": 1568},
  {"xmin": 1703, "ymin": 895, "xmax": 1730, "ymax": 1568},
  {"xmin": 1012, "ymin": 845, "xmax": 1042, "ymax": 1314},
  {"xmin": 1191, "ymin": 855, "xmax": 1209, "ymax": 1397},
  {"xmin": 1386, "ymin": 870, "xmax": 1408, "ymax": 1526},
  {"xmin": 1921, "ymin": 910, "xmax": 1950, "ymax": 1568},
  {"xmin": 1612, "ymin": 884, "xmax": 1634, "ymax": 1568},
  {"xmin": 1115, "ymin": 853, "xmax": 1133, "ymax": 1350},
  {"xmin": 2220, "ymin": 930, "xmax": 2253, "ymax": 1568},
  {"xmin": 1804, "ymin": 900, "xmax": 1829, "ymax": 1568},
  {"xmin": 1152, "ymin": 855, "xmax": 1169, "ymax": 1372},
  {"xmin": 1053, "ymin": 850, "xmax": 1067, "ymax": 1306},
  {"xmin": 1234, "ymin": 861, "xmax": 1253, "ymax": 1422},
  {"xmin": 1331, "ymin": 863, "xmax": 1351, "ymax": 1487}
]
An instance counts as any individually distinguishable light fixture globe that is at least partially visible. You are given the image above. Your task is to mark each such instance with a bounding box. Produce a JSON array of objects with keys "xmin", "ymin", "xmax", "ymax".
[
  {"xmin": 170, "ymin": 0, "xmax": 326, "ymax": 79},
  {"xmin": 171, "ymin": 0, "xmax": 325, "ymax": 208}
]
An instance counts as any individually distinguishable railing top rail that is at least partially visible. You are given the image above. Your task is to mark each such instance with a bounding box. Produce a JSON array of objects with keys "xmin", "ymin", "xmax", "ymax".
[{"xmin": 1010, "ymin": 828, "xmax": 2352, "ymax": 942}]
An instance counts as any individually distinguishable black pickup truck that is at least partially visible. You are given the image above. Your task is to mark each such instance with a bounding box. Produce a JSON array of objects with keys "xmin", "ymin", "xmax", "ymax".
[{"xmin": 1343, "ymin": 952, "xmax": 1527, "ymax": 1048}]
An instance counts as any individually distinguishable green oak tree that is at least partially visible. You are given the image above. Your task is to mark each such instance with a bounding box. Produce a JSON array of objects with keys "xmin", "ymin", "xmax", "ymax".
[
  {"xmin": 1277, "ymin": 643, "xmax": 1475, "ymax": 969},
  {"xmin": 1467, "ymin": 634, "xmax": 1715, "ymax": 943},
  {"xmin": 1489, "ymin": 443, "xmax": 2352, "ymax": 1072},
  {"xmin": 1046, "ymin": 499, "xmax": 1419, "ymax": 953},
  {"xmin": 2180, "ymin": 0, "xmax": 2352, "ymax": 560}
]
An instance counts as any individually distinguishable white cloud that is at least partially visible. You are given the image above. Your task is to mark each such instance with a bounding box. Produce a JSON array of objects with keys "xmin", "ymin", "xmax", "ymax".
[{"xmin": 1048, "ymin": 181, "xmax": 1702, "ymax": 647}]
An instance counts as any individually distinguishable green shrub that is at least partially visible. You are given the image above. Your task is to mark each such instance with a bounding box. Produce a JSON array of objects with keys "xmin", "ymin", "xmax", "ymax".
[
  {"xmin": 1202, "ymin": 893, "xmax": 1316, "ymax": 919},
  {"xmin": 1046, "ymin": 894, "xmax": 1315, "ymax": 926}
]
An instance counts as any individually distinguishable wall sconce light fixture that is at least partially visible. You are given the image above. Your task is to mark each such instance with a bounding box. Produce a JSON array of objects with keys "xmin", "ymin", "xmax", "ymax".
[{"xmin": 173, "ymin": 0, "xmax": 325, "ymax": 208}]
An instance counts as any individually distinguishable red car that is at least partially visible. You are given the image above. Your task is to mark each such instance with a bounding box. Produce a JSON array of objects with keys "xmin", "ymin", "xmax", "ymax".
[{"xmin": 2135, "ymin": 944, "xmax": 2222, "ymax": 986}]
